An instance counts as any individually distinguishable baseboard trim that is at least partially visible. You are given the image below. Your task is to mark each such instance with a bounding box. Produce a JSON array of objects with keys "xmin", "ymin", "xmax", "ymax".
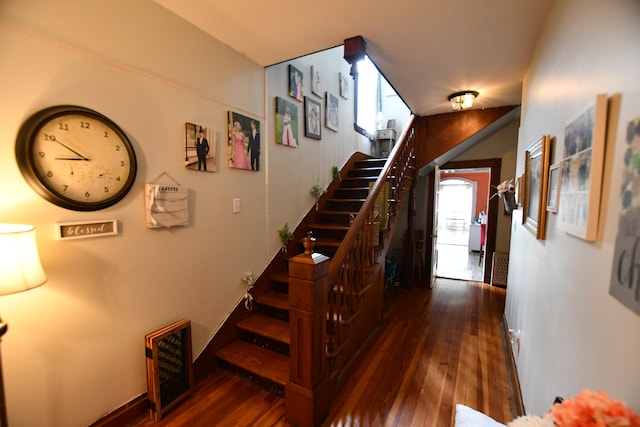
[
  {"xmin": 501, "ymin": 314, "xmax": 525, "ymax": 417},
  {"xmin": 88, "ymin": 394, "xmax": 147, "ymax": 427}
]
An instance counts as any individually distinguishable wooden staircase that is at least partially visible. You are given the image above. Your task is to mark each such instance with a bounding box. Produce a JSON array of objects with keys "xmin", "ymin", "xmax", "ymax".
[{"xmin": 214, "ymin": 157, "xmax": 388, "ymax": 396}]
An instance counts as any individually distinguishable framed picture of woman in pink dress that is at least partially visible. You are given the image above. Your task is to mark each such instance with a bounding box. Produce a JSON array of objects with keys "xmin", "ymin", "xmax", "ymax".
[
  {"xmin": 275, "ymin": 96, "xmax": 299, "ymax": 148},
  {"xmin": 228, "ymin": 111, "xmax": 260, "ymax": 171}
]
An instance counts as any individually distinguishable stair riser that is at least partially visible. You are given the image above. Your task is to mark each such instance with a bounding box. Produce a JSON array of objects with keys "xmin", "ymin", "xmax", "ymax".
[
  {"xmin": 317, "ymin": 213, "xmax": 353, "ymax": 226},
  {"xmin": 216, "ymin": 360, "xmax": 285, "ymax": 397},
  {"xmin": 340, "ymin": 178, "xmax": 376, "ymax": 188},
  {"xmin": 308, "ymin": 227, "xmax": 349, "ymax": 241},
  {"xmin": 237, "ymin": 330, "xmax": 290, "ymax": 356},
  {"xmin": 334, "ymin": 188, "xmax": 369, "ymax": 199},
  {"xmin": 257, "ymin": 303, "xmax": 289, "ymax": 322},
  {"xmin": 355, "ymin": 160, "xmax": 386, "ymax": 169},
  {"xmin": 348, "ymin": 168, "xmax": 383, "ymax": 178},
  {"xmin": 327, "ymin": 200, "xmax": 364, "ymax": 211}
]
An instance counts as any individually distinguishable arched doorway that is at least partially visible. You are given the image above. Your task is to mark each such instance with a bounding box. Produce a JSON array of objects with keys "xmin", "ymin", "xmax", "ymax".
[{"xmin": 436, "ymin": 177, "xmax": 484, "ymax": 281}]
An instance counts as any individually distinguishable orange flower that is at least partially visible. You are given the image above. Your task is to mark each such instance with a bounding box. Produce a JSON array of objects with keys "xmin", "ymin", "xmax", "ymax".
[{"xmin": 549, "ymin": 390, "xmax": 640, "ymax": 427}]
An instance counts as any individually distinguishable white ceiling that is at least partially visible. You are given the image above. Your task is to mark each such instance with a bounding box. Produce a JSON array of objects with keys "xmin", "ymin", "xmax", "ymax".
[{"xmin": 152, "ymin": 0, "xmax": 552, "ymax": 116}]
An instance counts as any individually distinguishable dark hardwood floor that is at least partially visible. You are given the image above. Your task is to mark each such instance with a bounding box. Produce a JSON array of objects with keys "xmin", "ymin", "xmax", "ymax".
[{"xmin": 136, "ymin": 278, "xmax": 515, "ymax": 427}]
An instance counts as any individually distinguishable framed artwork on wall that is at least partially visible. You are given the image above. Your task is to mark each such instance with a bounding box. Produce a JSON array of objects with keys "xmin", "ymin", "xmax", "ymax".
[
  {"xmin": 275, "ymin": 96, "xmax": 299, "ymax": 147},
  {"xmin": 546, "ymin": 162, "xmax": 561, "ymax": 213},
  {"xmin": 288, "ymin": 64, "xmax": 304, "ymax": 102},
  {"xmin": 185, "ymin": 123, "xmax": 216, "ymax": 173},
  {"xmin": 339, "ymin": 72, "xmax": 349, "ymax": 99},
  {"xmin": 558, "ymin": 94, "xmax": 608, "ymax": 241},
  {"xmin": 325, "ymin": 92, "xmax": 339, "ymax": 132},
  {"xmin": 523, "ymin": 135, "xmax": 551, "ymax": 239},
  {"xmin": 311, "ymin": 65, "xmax": 321, "ymax": 97},
  {"xmin": 304, "ymin": 96, "xmax": 322, "ymax": 140},
  {"xmin": 228, "ymin": 112, "xmax": 260, "ymax": 171}
]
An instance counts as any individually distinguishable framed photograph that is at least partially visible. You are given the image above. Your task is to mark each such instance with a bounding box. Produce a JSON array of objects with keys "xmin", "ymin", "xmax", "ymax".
[
  {"xmin": 339, "ymin": 72, "xmax": 349, "ymax": 99},
  {"xmin": 558, "ymin": 94, "xmax": 608, "ymax": 240},
  {"xmin": 546, "ymin": 163, "xmax": 561, "ymax": 213},
  {"xmin": 185, "ymin": 122, "xmax": 216, "ymax": 172},
  {"xmin": 523, "ymin": 135, "xmax": 551, "ymax": 239},
  {"xmin": 228, "ymin": 112, "xmax": 260, "ymax": 171},
  {"xmin": 325, "ymin": 92, "xmax": 339, "ymax": 132},
  {"xmin": 311, "ymin": 65, "xmax": 322, "ymax": 97},
  {"xmin": 275, "ymin": 96, "xmax": 299, "ymax": 147},
  {"xmin": 304, "ymin": 96, "xmax": 322, "ymax": 140},
  {"xmin": 288, "ymin": 64, "xmax": 304, "ymax": 102}
]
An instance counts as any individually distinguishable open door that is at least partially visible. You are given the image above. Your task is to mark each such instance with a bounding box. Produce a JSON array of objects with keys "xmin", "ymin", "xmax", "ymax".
[{"xmin": 429, "ymin": 165, "xmax": 440, "ymax": 288}]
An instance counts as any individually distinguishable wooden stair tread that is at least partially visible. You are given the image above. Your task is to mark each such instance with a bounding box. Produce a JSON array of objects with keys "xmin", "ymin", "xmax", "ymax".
[
  {"xmin": 237, "ymin": 314, "xmax": 290, "ymax": 345},
  {"xmin": 308, "ymin": 223, "xmax": 350, "ymax": 231},
  {"xmin": 256, "ymin": 291, "xmax": 289, "ymax": 311},
  {"xmin": 216, "ymin": 340, "xmax": 289, "ymax": 387}
]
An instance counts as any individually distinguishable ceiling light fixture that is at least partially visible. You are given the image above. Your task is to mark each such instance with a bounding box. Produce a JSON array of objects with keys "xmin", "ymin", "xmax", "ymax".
[{"xmin": 448, "ymin": 90, "xmax": 479, "ymax": 111}]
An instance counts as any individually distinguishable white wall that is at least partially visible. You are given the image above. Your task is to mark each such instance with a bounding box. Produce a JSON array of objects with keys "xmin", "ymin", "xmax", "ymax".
[
  {"xmin": 266, "ymin": 48, "xmax": 367, "ymax": 239},
  {"xmin": 506, "ymin": 0, "xmax": 640, "ymax": 415},
  {"xmin": 0, "ymin": 1, "xmax": 361, "ymax": 426}
]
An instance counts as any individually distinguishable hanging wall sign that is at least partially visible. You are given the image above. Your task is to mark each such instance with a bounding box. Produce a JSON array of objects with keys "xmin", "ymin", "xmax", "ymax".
[
  {"xmin": 57, "ymin": 219, "xmax": 118, "ymax": 240},
  {"xmin": 144, "ymin": 182, "xmax": 189, "ymax": 229}
]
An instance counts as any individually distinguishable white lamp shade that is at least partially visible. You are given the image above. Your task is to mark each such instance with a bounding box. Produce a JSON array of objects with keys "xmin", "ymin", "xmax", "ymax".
[{"xmin": 0, "ymin": 224, "xmax": 47, "ymax": 296}]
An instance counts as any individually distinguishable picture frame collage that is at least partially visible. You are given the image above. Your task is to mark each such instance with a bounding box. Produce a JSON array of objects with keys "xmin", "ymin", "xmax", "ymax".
[
  {"xmin": 182, "ymin": 61, "xmax": 346, "ymax": 175},
  {"xmin": 519, "ymin": 93, "xmax": 608, "ymax": 241},
  {"xmin": 280, "ymin": 64, "xmax": 342, "ymax": 145}
]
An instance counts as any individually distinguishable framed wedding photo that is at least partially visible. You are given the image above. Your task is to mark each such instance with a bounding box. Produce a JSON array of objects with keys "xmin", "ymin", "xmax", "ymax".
[
  {"xmin": 325, "ymin": 92, "xmax": 339, "ymax": 132},
  {"xmin": 304, "ymin": 96, "xmax": 322, "ymax": 140}
]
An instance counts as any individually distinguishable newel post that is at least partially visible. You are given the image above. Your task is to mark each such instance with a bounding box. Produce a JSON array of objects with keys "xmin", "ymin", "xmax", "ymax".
[{"xmin": 285, "ymin": 237, "xmax": 331, "ymax": 427}]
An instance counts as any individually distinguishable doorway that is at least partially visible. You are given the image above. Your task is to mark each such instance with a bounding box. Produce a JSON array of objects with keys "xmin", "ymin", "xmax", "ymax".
[
  {"xmin": 426, "ymin": 159, "xmax": 502, "ymax": 285},
  {"xmin": 435, "ymin": 177, "xmax": 484, "ymax": 281}
]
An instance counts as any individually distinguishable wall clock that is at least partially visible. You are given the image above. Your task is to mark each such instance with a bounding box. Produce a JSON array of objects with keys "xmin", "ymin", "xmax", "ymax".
[{"xmin": 15, "ymin": 105, "xmax": 137, "ymax": 211}]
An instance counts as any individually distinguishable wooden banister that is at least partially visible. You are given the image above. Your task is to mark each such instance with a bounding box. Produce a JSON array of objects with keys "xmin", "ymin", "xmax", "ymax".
[{"xmin": 328, "ymin": 115, "xmax": 416, "ymax": 282}]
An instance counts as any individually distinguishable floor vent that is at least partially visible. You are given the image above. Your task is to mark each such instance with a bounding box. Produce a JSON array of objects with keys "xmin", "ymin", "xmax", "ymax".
[{"xmin": 491, "ymin": 252, "xmax": 509, "ymax": 286}]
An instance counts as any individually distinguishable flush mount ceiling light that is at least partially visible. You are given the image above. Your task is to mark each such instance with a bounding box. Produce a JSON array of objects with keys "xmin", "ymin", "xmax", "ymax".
[{"xmin": 448, "ymin": 90, "xmax": 479, "ymax": 111}]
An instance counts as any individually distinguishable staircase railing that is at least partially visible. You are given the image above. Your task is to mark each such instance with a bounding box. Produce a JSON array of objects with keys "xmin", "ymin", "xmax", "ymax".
[
  {"xmin": 283, "ymin": 116, "xmax": 418, "ymax": 426},
  {"xmin": 324, "ymin": 115, "xmax": 416, "ymax": 380}
]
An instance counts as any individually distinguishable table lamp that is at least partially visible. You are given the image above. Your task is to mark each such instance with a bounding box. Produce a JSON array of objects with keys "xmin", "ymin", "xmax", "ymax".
[{"xmin": 0, "ymin": 224, "xmax": 47, "ymax": 426}]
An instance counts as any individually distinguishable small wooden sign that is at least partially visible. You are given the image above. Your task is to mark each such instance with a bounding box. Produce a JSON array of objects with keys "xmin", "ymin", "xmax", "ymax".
[{"xmin": 56, "ymin": 219, "xmax": 118, "ymax": 240}]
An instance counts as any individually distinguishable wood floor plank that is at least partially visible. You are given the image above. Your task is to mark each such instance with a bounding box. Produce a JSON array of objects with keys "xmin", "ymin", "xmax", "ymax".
[{"xmin": 135, "ymin": 279, "xmax": 515, "ymax": 427}]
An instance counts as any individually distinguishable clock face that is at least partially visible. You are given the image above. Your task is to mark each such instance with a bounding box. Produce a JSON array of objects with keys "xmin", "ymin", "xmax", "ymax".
[{"xmin": 16, "ymin": 106, "xmax": 137, "ymax": 211}]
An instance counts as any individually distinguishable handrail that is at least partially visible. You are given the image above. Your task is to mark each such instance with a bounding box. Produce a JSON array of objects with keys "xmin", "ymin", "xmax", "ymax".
[
  {"xmin": 328, "ymin": 114, "xmax": 416, "ymax": 282},
  {"xmin": 323, "ymin": 116, "xmax": 417, "ymax": 376}
]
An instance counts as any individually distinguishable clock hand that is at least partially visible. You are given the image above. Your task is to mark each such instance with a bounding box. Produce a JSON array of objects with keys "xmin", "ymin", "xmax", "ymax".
[
  {"xmin": 52, "ymin": 136, "xmax": 90, "ymax": 161},
  {"xmin": 55, "ymin": 157, "xmax": 87, "ymax": 160}
]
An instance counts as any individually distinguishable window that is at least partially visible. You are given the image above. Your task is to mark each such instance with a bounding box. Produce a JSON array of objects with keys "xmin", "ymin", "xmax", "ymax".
[
  {"xmin": 353, "ymin": 56, "xmax": 410, "ymax": 140},
  {"xmin": 354, "ymin": 56, "xmax": 380, "ymax": 138}
]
